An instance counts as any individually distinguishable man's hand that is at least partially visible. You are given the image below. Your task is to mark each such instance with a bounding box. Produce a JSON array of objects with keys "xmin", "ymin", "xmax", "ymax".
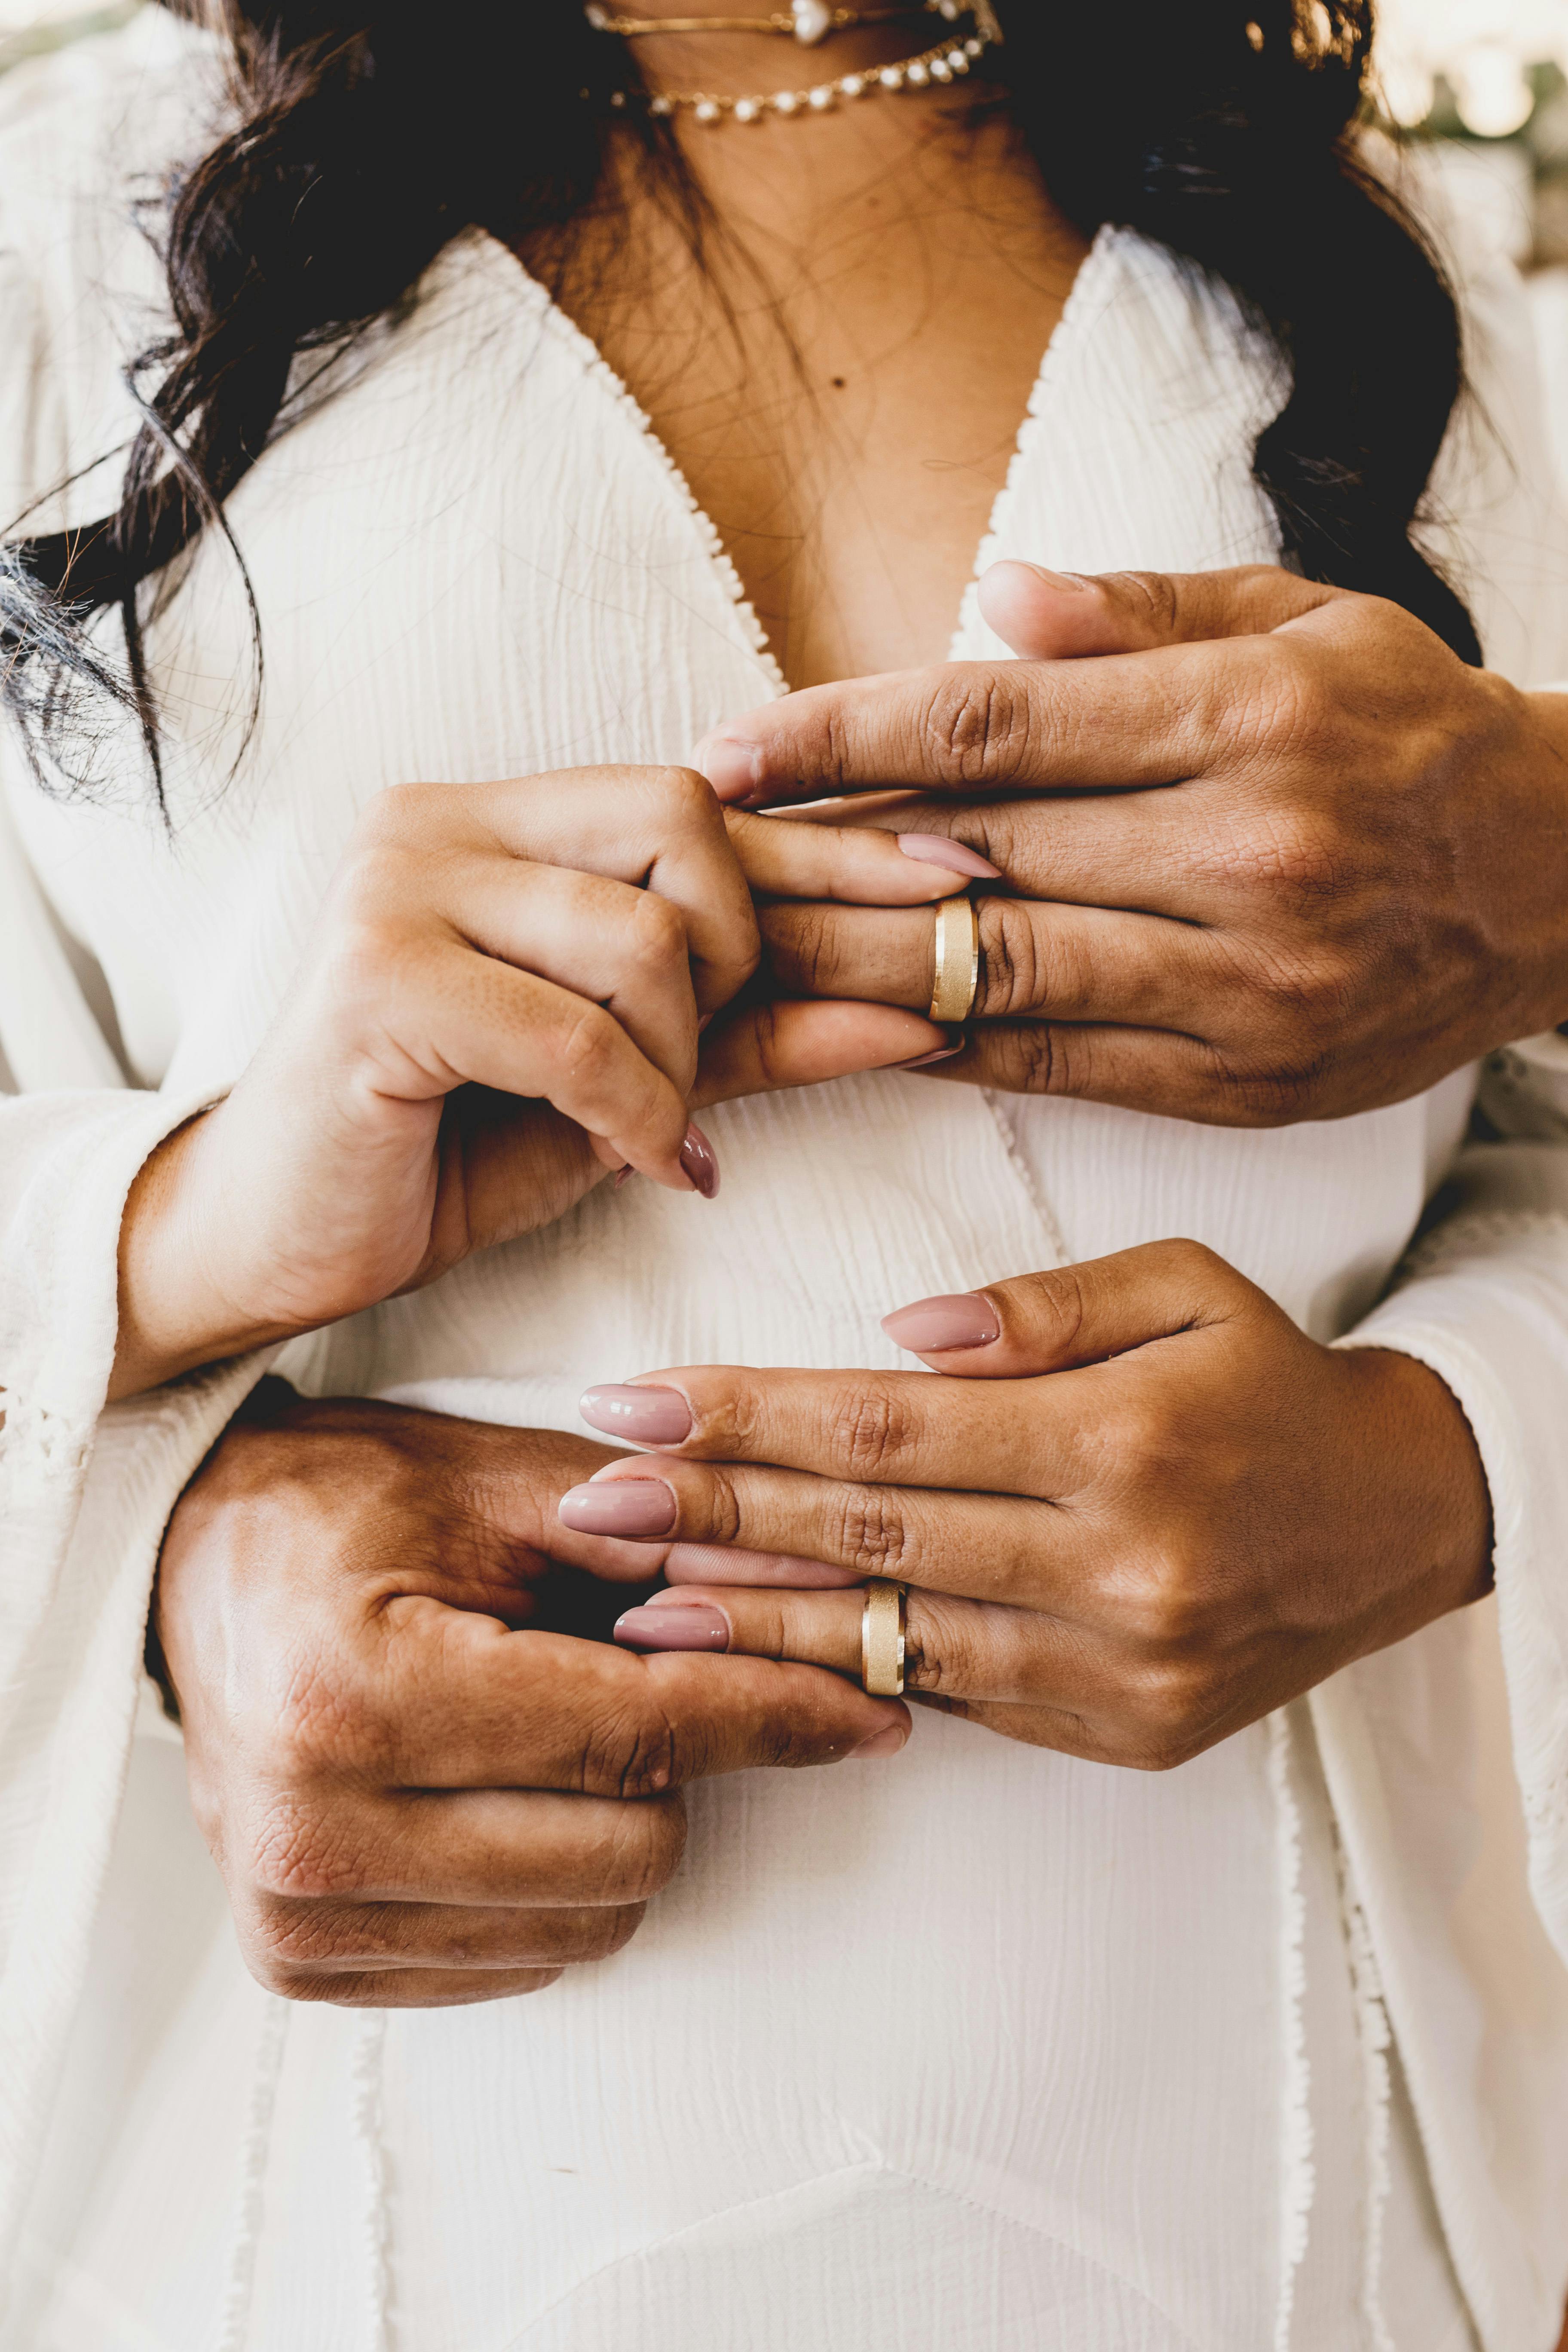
[
  {"xmin": 154, "ymin": 1392, "xmax": 908, "ymax": 2006},
  {"xmin": 698, "ymin": 563, "xmax": 1568, "ymax": 1125}
]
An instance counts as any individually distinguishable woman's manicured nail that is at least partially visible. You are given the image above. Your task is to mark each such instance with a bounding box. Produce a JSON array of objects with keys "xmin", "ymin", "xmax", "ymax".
[
  {"xmin": 558, "ymin": 1479, "xmax": 677, "ymax": 1538},
  {"xmin": 897, "ymin": 834, "xmax": 1002, "ymax": 880},
  {"xmin": 881, "ymin": 1291, "xmax": 1000, "ymax": 1352},
  {"xmin": 580, "ymin": 1384, "xmax": 693, "ymax": 1445},
  {"xmin": 850, "ymin": 1724, "xmax": 908, "ymax": 1758},
  {"xmin": 695, "ymin": 736, "xmax": 764, "ymax": 803},
  {"xmin": 897, "ymin": 1032, "xmax": 965, "ymax": 1069},
  {"xmin": 680, "ymin": 1121, "xmax": 720, "ymax": 1200},
  {"xmin": 614, "ymin": 1602, "xmax": 731, "ymax": 1651}
]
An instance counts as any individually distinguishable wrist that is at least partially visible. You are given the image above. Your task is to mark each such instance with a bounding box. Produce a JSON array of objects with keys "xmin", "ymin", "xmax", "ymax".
[
  {"xmin": 110, "ymin": 1109, "xmax": 307, "ymax": 1402},
  {"xmin": 1514, "ymin": 689, "xmax": 1568, "ymax": 1035},
  {"xmin": 1342, "ymin": 1344, "xmax": 1494, "ymax": 1629}
]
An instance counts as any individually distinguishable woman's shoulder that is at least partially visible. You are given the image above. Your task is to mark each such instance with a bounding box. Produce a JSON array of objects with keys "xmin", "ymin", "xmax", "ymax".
[{"xmin": 0, "ymin": 8, "xmax": 224, "ymax": 526}]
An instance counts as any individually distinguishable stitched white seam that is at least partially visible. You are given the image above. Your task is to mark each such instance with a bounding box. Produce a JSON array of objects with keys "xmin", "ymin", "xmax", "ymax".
[
  {"xmin": 1269, "ymin": 1709, "xmax": 1315, "ymax": 2352},
  {"xmin": 215, "ymin": 1992, "xmax": 289, "ymax": 2352}
]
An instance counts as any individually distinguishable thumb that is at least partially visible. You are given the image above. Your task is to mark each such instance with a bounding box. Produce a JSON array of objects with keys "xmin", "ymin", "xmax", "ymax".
[
  {"xmin": 976, "ymin": 559, "xmax": 1344, "ymax": 661},
  {"xmin": 879, "ymin": 1239, "xmax": 1254, "ymax": 1377}
]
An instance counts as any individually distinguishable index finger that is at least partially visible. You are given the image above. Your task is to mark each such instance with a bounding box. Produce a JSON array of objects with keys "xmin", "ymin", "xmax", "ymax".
[
  {"xmin": 380, "ymin": 1611, "xmax": 908, "ymax": 1789},
  {"xmin": 692, "ymin": 642, "xmax": 1256, "ymax": 808},
  {"xmin": 577, "ymin": 1365, "xmax": 1080, "ymax": 1496}
]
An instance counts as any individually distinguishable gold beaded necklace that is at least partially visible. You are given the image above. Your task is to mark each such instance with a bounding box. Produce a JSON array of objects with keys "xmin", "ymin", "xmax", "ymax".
[{"xmin": 586, "ymin": 0, "xmax": 1003, "ymax": 126}]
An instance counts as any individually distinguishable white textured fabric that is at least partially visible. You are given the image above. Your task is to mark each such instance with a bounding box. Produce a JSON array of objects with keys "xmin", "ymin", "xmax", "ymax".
[{"xmin": 3, "ymin": 16, "xmax": 1568, "ymax": 2352}]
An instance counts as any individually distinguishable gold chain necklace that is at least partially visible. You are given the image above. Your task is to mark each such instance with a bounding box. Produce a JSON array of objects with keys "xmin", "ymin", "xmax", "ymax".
[
  {"xmin": 588, "ymin": 2, "xmax": 930, "ymax": 41},
  {"xmin": 587, "ymin": 0, "xmax": 1003, "ymax": 126}
]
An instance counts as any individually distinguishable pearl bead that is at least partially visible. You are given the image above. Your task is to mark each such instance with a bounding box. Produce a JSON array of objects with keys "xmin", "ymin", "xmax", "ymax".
[
  {"xmin": 791, "ymin": 0, "xmax": 833, "ymax": 43},
  {"xmin": 609, "ymin": 88, "xmax": 627, "ymax": 107},
  {"xmin": 929, "ymin": 56, "xmax": 951, "ymax": 80},
  {"xmin": 947, "ymin": 49, "xmax": 968, "ymax": 72},
  {"xmin": 905, "ymin": 59, "xmax": 929, "ymax": 85},
  {"xmin": 939, "ymin": 0, "xmax": 959, "ymax": 15},
  {"xmin": 734, "ymin": 95, "xmax": 760, "ymax": 121},
  {"xmin": 649, "ymin": 93, "xmax": 673, "ymax": 114},
  {"xmin": 808, "ymin": 83, "xmax": 834, "ymax": 109},
  {"xmin": 694, "ymin": 97, "xmax": 721, "ymax": 122},
  {"xmin": 838, "ymin": 72, "xmax": 865, "ymax": 96},
  {"xmin": 772, "ymin": 88, "xmax": 799, "ymax": 112},
  {"xmin": 963, "ymin": 35, "xmax": 982, "ymax": 54},
  {"xmin": 879, "ymin": 63, "xmax": 904, "ymax": 88}
]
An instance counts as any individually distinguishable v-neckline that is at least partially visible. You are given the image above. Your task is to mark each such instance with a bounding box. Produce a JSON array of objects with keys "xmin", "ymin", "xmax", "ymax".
[{"xmin": 476, "ymin": 220, "xmax": 1116, "ymax": 698}]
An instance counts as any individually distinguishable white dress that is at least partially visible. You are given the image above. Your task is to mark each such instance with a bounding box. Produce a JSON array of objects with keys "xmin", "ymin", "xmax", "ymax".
[{"xmin": 5, "ymin": 17, "xmax": 1568, "ymax": 2352}]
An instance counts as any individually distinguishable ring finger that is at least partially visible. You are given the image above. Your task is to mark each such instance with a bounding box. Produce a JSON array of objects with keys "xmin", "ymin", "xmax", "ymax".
[
  {"xmin": 760, "ymin": 895, "xmax": 1224, "ymax": 1032},
  {"xmin": 612, "ymin": 1582, "xmax": 1086, "ymax": 1711}
]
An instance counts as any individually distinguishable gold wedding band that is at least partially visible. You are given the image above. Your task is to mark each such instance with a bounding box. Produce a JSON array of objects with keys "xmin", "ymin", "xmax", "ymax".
[
  {"xmin": 929, "ymin": 895, "xmax": 981, "ymax": 1024},
  {"xmin": 861, "ymin": 1578, "xmax": 907, "ymax": 1697}
]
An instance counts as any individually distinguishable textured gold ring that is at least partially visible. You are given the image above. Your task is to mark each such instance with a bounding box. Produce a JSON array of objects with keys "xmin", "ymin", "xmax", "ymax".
[
  {"xmin": 861, "ymin": 1578, "xmax": 907, "ymax": 1697},
  {"xmin": 929, "ymin": 895, "xmax": 981, "ymax": 1024}
]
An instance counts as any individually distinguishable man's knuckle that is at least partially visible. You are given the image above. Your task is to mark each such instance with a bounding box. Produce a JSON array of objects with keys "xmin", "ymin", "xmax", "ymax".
[
  {"xmin": 583, "ymin": 1696, "xmax": 680, "ymax": 1801},
  {"xmin": 978, "ymin": 899, "xmax": 1043, "ymax": 1017},
  {"xmin": 921, "ymin": 669, "xmax": 1029, "ymax": 784},
  {"xmin": 1112, "ymin": 569, "xmax": 1180, "ymax": 634},
  {"xmin": 838, "ymin": 1382, "xmax": 916, "ymax": 1478},
  {"xmin": 602, "ymin": 1798, "xmax": 686, "ymax": 1902},
  {"xmin": 999, "ymin": 1021, "xmax": 1071, "ymax": 1097},
  {"xmin": 246, "ymin": 1797, "xmax": 373, "ymax": 1901},
  {"xmin": 831, "ymin": 1486, "xmax": 915, "ymax": 1577}
]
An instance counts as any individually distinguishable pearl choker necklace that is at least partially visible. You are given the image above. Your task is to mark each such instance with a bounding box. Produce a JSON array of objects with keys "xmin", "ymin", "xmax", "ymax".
[{"xmin": 587, "ymin": 0, "xmax": 1002, "ymax": 126}]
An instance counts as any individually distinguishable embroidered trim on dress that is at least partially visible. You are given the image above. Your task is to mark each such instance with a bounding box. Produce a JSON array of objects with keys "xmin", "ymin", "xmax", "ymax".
[
  {"xmin": 1340, "ymin": 1856, "xmax": 1396, "ymax": 2352},
  {"xmin": 352, "ymin": 2009, "xmax": 393, "ymax": 2351},
  {"xmin": 216, "ymin": 1993, "xmax": 289, "ymax": 2352},
  {"xmin": 1267, "ymin": 1709, "xmax": 1316, "ymax": 2350}
]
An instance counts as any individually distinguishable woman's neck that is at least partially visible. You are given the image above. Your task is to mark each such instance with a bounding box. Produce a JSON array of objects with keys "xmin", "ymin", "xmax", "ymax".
[{"xmin": 540, "ymin": 7, "xmax": 1087, "ymax": 683}]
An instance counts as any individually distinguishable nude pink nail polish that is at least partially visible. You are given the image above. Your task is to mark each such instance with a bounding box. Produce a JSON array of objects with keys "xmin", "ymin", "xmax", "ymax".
[
  {"xmin": 881, "ymin": 1292, "xmax": 1000, "ymax": 1353},
  {"xmin": 558, "ymin": 1480, "xmax": 677, "ymax": 1538},
  {"xmin": 580, "ymin": 1385, "xmax": 693, "ymax": 1445},
  {"xmin": 680, "ymin": 1122, "xmax": 720, "ymax": 1200},
  {"xmin": 897, "ymin": 834, "xmax": 1003, "ymax": 881},
  {"xmin": 614, "ymin": 1602, "xmax": 730, "ymax": 1651}
]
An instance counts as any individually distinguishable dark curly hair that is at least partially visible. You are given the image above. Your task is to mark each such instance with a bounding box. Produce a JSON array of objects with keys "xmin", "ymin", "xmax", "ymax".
[{"xmin": 0, "ymin": 0, "xmax": 1479, "ymax": 811}]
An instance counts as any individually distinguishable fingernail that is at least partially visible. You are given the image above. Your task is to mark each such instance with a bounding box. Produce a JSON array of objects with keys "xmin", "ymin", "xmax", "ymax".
[
  {"xmin": 897, "ymin": 834, "xmax": 1002, "ymax": 881},
  {"xmin": 695, "ymin": 735, "xmax": 764, "ymax": 803},
  {"xmin": 614, "ymin": 1601, "xmax": 731, "ymax": 1651},
  {"xmin": 558, "ymin": 1479, "xmax": 677, "ymax": 1538},
  {"xmin": 580, "ymin": 1384, "xmax": 693, "ymax": 1445},
  {"xmin": 850, "ymin": 1724, "xmax": 908, "ymax": 1758},
  {"xmin": 897, "ymin": 1032, "xmax": 964, "ymax": 1070},
  {"xmin": 1023, "ymin": 564, "xmax": 1090, "ymax": 593},
  {"xmin": 881, "ymin": 1291, "xmax": 1000, "ymax": 1352},
  {"xmin": 680, "ymin": 1121, "xmax": 720, "ymax": 1200}
]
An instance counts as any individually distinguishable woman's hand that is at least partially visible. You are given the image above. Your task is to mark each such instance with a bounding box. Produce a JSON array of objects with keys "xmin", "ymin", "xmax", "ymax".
[
  {"xmin": 154, "ymin": 1389, "xmax": 908, "ymax": 2006},
  {"xmin": 697, "ymin": 562, "xmax": 1568, "ymax": 1125},
  {"xmin": 566, "ymin": 1242, "xmax": 1494, "ymax": 1766},
  {"xmin": 113, "ymin": 764, "xmax": 962, "ymax": 1398}
]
